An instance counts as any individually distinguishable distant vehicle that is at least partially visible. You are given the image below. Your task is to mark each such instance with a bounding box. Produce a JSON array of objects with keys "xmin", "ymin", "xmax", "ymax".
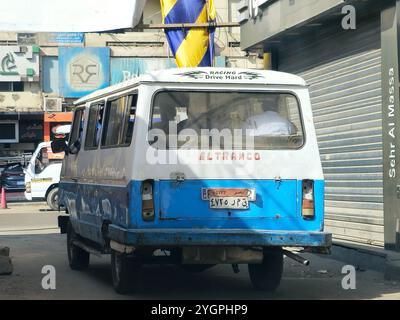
[
  {"xmin": 24, "ymin": 125, "xmax": 71, "ymax": 210},
  {"xmin": 53, "ymin": 67, "xmax": 332, "ymax": 294},
  {"xmin": 1, "ymin": 163, "xmax": 25, "ymax": 192},
  {"xmin": 0, "ymin": 164, "xmax": 7, "ymax": 177}
]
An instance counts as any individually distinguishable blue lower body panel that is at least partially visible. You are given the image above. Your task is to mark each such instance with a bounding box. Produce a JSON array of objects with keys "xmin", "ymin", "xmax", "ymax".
[
  {"xmin": 60, "ymin": 178, "xmax": 331, "ymax": 249},
  {"xmin": 108, "ymin": 225, "xmax": 332, "ymax": 247}
]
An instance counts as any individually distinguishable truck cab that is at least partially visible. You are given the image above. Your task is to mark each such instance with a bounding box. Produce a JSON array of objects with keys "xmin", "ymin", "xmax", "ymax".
[{"xmin": 24, "ymin": 125, "xmax": 70, "ymax": 210}]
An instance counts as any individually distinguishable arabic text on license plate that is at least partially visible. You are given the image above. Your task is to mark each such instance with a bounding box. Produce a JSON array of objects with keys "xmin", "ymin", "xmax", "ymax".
[{"xmin": 209, "ymin": 197, "xmax": 249, "ymax": 209}]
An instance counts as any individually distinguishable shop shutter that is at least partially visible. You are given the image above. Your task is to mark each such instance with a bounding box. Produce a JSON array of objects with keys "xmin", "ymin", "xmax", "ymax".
[{"xmin": 278, "ymin": 18, "xmax": 384, "ymax": 246}]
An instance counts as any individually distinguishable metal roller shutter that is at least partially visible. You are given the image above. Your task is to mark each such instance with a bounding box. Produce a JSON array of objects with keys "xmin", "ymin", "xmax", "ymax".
[
  {"xmin": 302, "ymin": 49, "xmax": 383, "ymax": 246},
  {"xmin": 278, "ymin": 19, "xmax": 384, "ymax": 246}
]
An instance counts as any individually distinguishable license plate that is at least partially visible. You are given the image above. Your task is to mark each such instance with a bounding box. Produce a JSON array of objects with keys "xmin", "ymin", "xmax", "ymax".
[
  {"xmin": 209, "ymin": 197, "xmax": 249, "ymax": 209},
  {"xmin": 202, "ymin": 188, "xmax": 256, "ymax": 200}
]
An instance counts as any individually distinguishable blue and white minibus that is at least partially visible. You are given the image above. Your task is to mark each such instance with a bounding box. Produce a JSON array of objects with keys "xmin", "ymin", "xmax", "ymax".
[{"xmin": 52, "ymin": 68, "xmax": 331, "ymax": 294}]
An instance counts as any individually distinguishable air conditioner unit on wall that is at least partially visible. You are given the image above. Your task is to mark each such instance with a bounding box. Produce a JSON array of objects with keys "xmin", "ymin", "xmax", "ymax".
[{"xmin": 44, "ymin": 97, "xmax": 62, "ymax": 112}]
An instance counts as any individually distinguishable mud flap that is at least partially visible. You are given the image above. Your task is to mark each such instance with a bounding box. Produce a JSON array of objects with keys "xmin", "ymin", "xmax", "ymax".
[{"xmin": 58, "ymin": 215, "xmax": 70, "ymax": 234}]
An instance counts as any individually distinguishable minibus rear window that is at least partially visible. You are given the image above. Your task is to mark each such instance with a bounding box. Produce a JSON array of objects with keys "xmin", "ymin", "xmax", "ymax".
[{"xmin": 149, "ymin": 91, "xmax": 304, "ymax": 150}]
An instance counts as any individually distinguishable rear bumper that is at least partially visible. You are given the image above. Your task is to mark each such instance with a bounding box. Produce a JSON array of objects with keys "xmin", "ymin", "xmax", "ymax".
[
  {"xmin": 2, "ymin": 186, "xmax": 25, "ymax": 192},
  {"xmin": 108, "ymin": 225, "xmax": 332, "ymax": 248},
  {"xmin": 2, "ymin": 181, "xmax": 25, "ymax": 191}
]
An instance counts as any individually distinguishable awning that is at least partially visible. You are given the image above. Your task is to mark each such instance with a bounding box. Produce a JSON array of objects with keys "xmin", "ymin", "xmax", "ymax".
[
  {"xmin": 0, "ymin": 112, "xmax": 44, "ymax": 121},
  {"xmin": 0, "ymin": 0, "xmax": 147, "ymax": 32}
]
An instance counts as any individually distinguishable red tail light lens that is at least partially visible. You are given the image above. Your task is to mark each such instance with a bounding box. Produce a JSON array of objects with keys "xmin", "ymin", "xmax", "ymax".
[{"xmin": 302, "ymin": 180, "xmax": 314, "ymax": 219}]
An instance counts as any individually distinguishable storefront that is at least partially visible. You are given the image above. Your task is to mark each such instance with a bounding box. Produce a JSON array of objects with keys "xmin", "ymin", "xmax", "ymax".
[
  {"xmin": 0, "ymin": 112, "xmax": 43, "ymax": 163},
  {"xmin": 240, "ymin": 0, "xmax": 399, "ymax": 250}
]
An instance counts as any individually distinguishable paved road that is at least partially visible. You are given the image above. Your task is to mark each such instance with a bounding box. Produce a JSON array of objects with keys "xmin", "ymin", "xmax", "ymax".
[
  {"xmin": 0, "ymin": 203, "xmax": 59, "ymax": 235},
  {"xmin": 0, "ymin": 203, "xmax": 399, "ymax": 300},
  {"xmin": 1, "ymin": 234, "xmax": 400, "ymax": 300}
]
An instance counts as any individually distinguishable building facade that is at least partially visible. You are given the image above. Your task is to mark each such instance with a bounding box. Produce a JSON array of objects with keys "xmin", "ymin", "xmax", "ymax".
[
  {"xmin": 0, "ymin": 42, "xmax": 42, "ymax": 163},
  {"xmin": 240, "ymin": 0, "xmax": 399, "ymax": 251},
  {"xmin": 0, "ymin": 0, "xmax": 259, "ymax": 163}
]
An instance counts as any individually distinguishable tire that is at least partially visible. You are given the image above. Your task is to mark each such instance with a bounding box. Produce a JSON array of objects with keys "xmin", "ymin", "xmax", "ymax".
[
  {"xmin": 111, "ymin": 250, "xmax": 140, "ymax": 294},
  {"xmin": 67, "ymin": 222, "xmax": 90, "ymax": 270},
  {"xmin": 248, "ymin": 248, "xmax": 283, "ymax": 292},
  {"xmin": 47, "ymin": 187, "xmax": 59, "ymax": 211},
  {"xmin": 181, "ymin": 264, "xmax": 215, "ymax": 273}
]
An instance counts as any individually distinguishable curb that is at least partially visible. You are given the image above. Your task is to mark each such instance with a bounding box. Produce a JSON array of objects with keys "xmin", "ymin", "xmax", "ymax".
[
  {"xmin": 5, "ymin": 201, "xmax": 47, "ymax": 207},
  {"xmin": 385, "ymin": 252, "xmax": 400, "ymax": 281},
  {"xmin": 0, "ymin": 227, "xmax": 60, "ymax": 235},
  {"xmin": 322, "ymin": 240, "xmax": 400, "ymax": 280}
]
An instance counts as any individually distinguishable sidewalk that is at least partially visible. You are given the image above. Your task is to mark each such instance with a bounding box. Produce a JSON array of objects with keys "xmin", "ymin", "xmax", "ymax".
[{"xmin": 320, "ymin": 239, "xmax": 400, "ymax": 281}]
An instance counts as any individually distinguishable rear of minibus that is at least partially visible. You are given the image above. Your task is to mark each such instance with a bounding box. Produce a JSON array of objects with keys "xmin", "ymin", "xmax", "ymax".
[{"xmin": 109, "ymin": 79, "xmax": 331, "ymax": 252}]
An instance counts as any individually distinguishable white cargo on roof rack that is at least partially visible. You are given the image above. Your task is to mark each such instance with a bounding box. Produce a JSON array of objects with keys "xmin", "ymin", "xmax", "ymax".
[{"xmin": 55, "ymin": 124, "xmax": 71, "ymax": 135}]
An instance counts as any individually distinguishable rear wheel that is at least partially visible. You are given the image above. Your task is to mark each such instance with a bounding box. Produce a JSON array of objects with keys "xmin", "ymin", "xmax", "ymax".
[
  {"xmin": 47, "ymin": 187, "xmax": 59, "ymax": 211},
  {"xmin": 111, "ymin": 250, "xmax": 140, "ymax": 294},
  {"xmin": 67, "ymin": 222, "xmax": 90, "ymax": 270},
  {"xmin": 248, "ymin": 248, "xmax": 283, "ymax": 292}
]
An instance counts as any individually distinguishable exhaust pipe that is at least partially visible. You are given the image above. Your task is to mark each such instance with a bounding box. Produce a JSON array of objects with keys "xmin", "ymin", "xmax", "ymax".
[{"xmin": 283, "ymin": 249, "xmax": 310, "ymax": 266}]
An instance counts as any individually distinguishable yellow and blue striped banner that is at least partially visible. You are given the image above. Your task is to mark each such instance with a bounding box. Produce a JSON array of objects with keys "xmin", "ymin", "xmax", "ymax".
[{"xmin": 160, "ymin": 0, "xmax": 216, "ymax": 67}]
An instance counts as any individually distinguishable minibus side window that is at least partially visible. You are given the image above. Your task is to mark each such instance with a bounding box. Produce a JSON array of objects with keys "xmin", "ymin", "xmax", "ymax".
[
  {"xmin": 85, "ymin": 102, "xmax": 105, "ymax": 150},
  {"xmin": 68, "ymin": 108, "xmax": 85, "ymax": 154},
  {"xmin": 121, "ymin": 94, "xmax": 137, "ymax": 145},
  {"xmin": 101, "ymin": 94, "xmax": 136, "ymax": 148}
]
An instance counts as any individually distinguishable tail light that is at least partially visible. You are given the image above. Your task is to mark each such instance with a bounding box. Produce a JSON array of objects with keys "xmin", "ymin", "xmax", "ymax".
[
  {"xmin": 141, "ymin": 180, "xmax": 155, "ymax": 221},
  {"xmin": 302, "ymin": 180, "xmax": 314, "ymax": 219}
]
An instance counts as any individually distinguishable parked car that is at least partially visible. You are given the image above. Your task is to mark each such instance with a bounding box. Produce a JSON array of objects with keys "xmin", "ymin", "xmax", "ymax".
[
  {"xmin": 0, "ymin": 163, "xmax": 25, "ymax": 192},
  {"xmin": 0, "ymin": 164, "xmax": 8, "ymax": 178}
]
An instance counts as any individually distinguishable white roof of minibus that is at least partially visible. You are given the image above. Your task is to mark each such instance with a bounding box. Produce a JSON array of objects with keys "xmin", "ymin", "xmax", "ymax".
[{"xmin": 74, "ymin": 67, "xmax": 307, "ymax": 105}]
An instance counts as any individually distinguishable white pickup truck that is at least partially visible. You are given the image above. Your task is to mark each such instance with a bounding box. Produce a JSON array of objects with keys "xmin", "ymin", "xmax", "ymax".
[
  {"xmin": 24, "ymin": 125, "xmax": 70, "ymax": 210},
  {"xmin": 24, "ymin": 141, "xmax": 63, "ymax": 210}
]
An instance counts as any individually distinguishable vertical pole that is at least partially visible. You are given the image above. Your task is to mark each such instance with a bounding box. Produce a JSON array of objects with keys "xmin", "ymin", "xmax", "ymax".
[
  {"xmin": 263, "ymin": 52, "xmax": 272, "ymax": 70},
  {"xmin": 381, "ymin": 0, "xmax": 400, "ymax": 251},
  {"xmin": 44, "ymin": 114, "xmax": 50, "ymax": 142},
  {"xmin": 263, "ymin": 48, "xmax": 278, "ymax": 70}
]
